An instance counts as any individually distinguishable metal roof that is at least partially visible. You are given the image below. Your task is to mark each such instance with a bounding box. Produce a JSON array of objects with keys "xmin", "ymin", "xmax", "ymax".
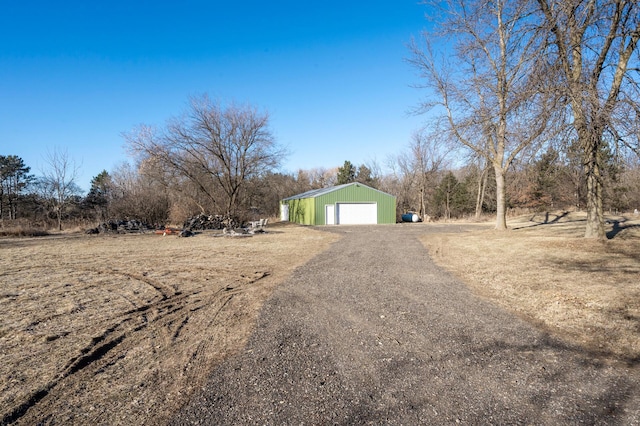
[{"xmin": 282, "ymin": 182, "xmax": 394, "ymax": 201}]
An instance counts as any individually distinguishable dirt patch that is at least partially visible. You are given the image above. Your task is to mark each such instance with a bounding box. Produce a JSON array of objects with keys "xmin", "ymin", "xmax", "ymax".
[
  {"xmin": 420, "ymin": 211, "xmax": 640, "ymax": 363},
  {"xmin": 0, "ymin": 223, "xmax": 339, "ymax": 424}
]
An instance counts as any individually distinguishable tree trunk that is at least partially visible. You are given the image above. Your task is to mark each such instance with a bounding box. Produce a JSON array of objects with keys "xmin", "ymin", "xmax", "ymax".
[
  {"xmin": 584, "ymin": 149, "xmax": 605, "ymax": 239},
  {"xmin": 9, "ymin": 195, "xmax": 17, "ymax": 220},
  {"xmin": 445, "ymin": 190, "xmax": 450, "ymax": 221},
  {"xmin": 475, "ymin": 166, "xmax": 488, "ymax": 219},
  {"xmin": 494, "ymin": 165, "xmax": 508, "ymax": 230},
  {"xmin": 10, "ymin": 177, "xmax": 18, "ymax": 220}
]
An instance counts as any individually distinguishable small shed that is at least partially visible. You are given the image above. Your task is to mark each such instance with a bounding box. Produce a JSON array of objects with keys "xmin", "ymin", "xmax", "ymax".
[{"xmin": 280, "ymin": 183, "xmax": 396, "ymax": 225}]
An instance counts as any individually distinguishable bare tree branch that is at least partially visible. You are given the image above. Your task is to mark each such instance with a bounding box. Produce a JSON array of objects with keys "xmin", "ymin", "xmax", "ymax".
[
  {"xmin": 124, "ymin": 95, "xmax": 286, "ymax": 217},
  {"xmin": 41, "ymin": 148, "xmax": 81, "ymax": 230},
  {"xmin": 410, "ymin": 0, "xmax": 554, "ymax": 229}
]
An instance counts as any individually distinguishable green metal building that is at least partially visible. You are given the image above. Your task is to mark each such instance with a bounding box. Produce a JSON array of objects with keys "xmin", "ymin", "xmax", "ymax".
[{"xmin": 280, "ymin": 183, "xmax": 396, "ymax": 225}]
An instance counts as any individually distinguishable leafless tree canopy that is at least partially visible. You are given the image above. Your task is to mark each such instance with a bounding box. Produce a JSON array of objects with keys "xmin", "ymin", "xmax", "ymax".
[
  {"xmin": 390, "ymin": 129, "xmax": 449, "ymax": 220},
  {"xmin": 105, "ymin": 162, "xmax": 171, "ymax": 225},
  {"xmin": 409, "ymin": 0, "xmax": 556, "ymax": 230},
  {"xmin": 125, "ymin": 95, "xmax": 285, "ymax": 217},
  {"xmin": 536, "ymin": 0, "xmax": 640, "ymax": 238},
  {"xmin": 41, "ymin": 148, "xmax": 81, "ymax": 231}
]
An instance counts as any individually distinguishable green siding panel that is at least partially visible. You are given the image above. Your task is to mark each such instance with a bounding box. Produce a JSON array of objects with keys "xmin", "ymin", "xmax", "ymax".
[{"xmin": 285, "ymin": 197, "xmax": 315, "ymax": 225}]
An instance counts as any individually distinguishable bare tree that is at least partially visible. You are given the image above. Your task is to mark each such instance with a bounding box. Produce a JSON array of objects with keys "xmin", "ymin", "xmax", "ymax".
[
  {"xmin": 472, "ymin": 156, "xmax": 491, "ymax": 219},
  {"xmin": 410, "ymin": 0, "xmax": 555, "ymax": 230},
  {"xmin": 619, "ymin": 154, "xmax": 640, "ymax": 211},
  {"xmin": 108, "ymin": 161, "xmax": 171, "ymax": 225},
  {"xmin": 125, "ymin": 95, "xmax": 286, "ymax": 218},
  {"xmin": 41, "ymin": 148, "xmax": 81, "ymax": 230},
  {"xmin": 298, "ymin": 167, "xmax": 337, "ymax": 189},
  {"xmin": 536, "ymin": 0, "xmax": 640, "ymax": 238},
  {"xmin": 388, "ymin": 151, "xmax": 419, "ymax": 216},
  {"xmin": 387, "ymin": 129, "xmax": 448, "ymax": 219},
  {"xmin": 409, "ymin": 129, "xmax": 448, "ymax": 220}
]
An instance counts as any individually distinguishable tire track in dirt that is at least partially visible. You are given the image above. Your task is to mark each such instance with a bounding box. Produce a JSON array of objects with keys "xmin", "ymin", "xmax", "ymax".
[
  {"xmin": 1, "ymin": 225, "xmax": 337, "ymax": 424},
  {"xmin": 1, "ymin": 268, "xmax": 270, "ymax": 424},
  {"xmin": 115, "ymin": 271, "xmax": 175, "ymax": 300}
]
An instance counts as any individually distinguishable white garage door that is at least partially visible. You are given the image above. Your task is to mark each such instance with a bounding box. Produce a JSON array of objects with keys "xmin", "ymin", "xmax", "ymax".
[{"xmin": 336, "ymin": 203, "xmax": 377, "ymax": 225}]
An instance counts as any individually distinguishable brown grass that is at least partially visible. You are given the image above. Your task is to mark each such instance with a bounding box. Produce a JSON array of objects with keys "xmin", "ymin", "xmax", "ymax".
[
  {"xmin": 420, "ymin": 211, "xmax": 640, "ymax": 363},
  {"xmin": 0, "ymin": 223, "xmax": 339, "ymax": 424},
  {"xmin": 0, "ymin": 223, "xmax": 50, "ymax": 237}
]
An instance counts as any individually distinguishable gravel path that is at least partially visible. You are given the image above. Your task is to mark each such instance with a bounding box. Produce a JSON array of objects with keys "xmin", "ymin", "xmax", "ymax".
[{"xmin": 171, "ymin": 224, "xmax": 640, "ymax": 425}]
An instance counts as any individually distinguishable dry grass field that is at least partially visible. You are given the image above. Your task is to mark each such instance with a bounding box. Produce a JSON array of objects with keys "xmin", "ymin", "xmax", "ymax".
[
  {"xmin": 3, "ymin": 213, "xmax": 639, "ymax": 424},
  {"xmin": 421, "ymin": 211, "xmax": 640, "ymax": 364},
  {"xmin": 0, "ymin": 223, "xmax": 339, "ymax": 425}
]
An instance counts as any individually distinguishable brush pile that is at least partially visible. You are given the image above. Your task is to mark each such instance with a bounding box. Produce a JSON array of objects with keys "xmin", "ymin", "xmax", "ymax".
[
  {"xmin": 85, "ymin": 220, "xmax": 155, "ymax": 234},
  {"xmin": 183, "ymin": 214, "xmax": 241, "ymax": 231}
]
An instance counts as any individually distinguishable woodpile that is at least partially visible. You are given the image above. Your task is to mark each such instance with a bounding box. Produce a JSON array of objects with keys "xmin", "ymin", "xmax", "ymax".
[
  {"xmin": 85, "ymin": 220, "xmax": 155, "ymax": 234},
  {"xmin": 183, "ymin": 214, "xmax": 241, "ymax": 231},
  {"xmin": 83, "ymin": 215, "xmax": 257, "ymax": 237}
]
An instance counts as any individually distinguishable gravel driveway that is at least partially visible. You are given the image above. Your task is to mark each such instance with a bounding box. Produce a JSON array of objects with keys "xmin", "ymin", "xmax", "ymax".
[{"xmin": 171, "ymin": 224, "xmax": 640, "ymax": 425}]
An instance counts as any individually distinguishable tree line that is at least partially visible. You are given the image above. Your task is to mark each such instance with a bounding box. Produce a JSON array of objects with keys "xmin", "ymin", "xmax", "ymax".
[{"xmin": 3, "ymin": 133, "xmax": 639, "ymax": 230}]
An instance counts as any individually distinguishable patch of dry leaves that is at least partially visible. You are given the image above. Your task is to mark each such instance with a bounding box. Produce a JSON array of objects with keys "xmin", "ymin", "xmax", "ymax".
[
  {"xmin": 0, "ymin": 223, "xmax": 338, "ymax": 425},
  {"xmin": 421, "ymin": 212, "xmax": 640, "ymax": 363}
]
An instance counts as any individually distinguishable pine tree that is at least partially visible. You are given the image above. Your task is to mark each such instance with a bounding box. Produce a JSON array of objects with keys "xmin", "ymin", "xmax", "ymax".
[
  {"xmin": 336, "ymin": 161, "xmax": 356, "ymax": 185},
  {"xmin": 0, "ymin": 155, "xmax": 34, "ymax": 220}
]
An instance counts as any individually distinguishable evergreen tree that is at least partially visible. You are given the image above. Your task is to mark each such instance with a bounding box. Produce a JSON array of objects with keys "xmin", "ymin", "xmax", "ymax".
[
  {"xmin": 528, "ymin": 148, "xmax": 562, "ymax": 211},
  {"xmin": 336, "ymin": 161, "xmax": 356, "ymax": 184},
  {"xmin": 0, "ymin": 155, "xmax": 34, "ymax": 220},
  {"xmin": 84, "ymin": 170, "xmax": 112, "ymax": 221},
  {"xmin": 434, "ymin": 172, "xmax": 472, "ymax": 219},
  {"xmin": 355, "ymin": 164, "xmax": 379, "ymax": 188}
]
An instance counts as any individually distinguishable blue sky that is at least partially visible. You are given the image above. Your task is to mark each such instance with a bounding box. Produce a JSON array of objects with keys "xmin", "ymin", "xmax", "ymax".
[{"xmin": 1, "ymin": 1, "xmax": 430, "ymax": 192}]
